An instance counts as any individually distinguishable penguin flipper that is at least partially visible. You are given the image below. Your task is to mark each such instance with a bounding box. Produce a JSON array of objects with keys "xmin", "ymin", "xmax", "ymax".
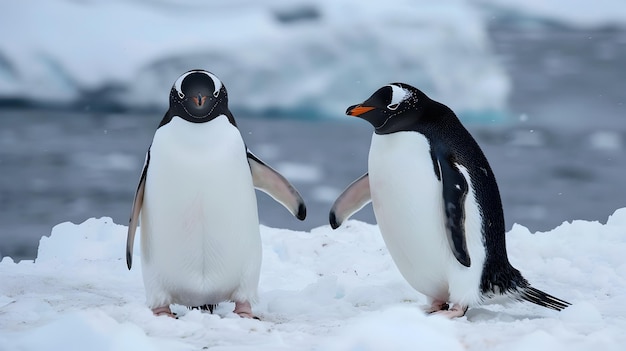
[
  {"xmin": 438, "ymin": 155, "xmax": 471, "ymax": 267},
  {"xmin": 247, "ymin": 150, "xmax": 307, "ymax": 220},
  {"xmin": 329, "ymin": 173, "xmax": 371, "ymax": 229},
  {"xmin": 126, "ymin": 151, "xmax": 149, "ymax": 270}
]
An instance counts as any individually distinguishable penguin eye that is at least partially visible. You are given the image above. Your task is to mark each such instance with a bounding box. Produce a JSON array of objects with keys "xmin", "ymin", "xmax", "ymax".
[
  {"xmin": 178, "ymin": 91, "xmax": 185, "ymax": 99},
  {"xmin": 213, "ymin": 90, "xmax": 219, "ymax": 98},
  {"xmin": 387, "ymin": 103, "xmax": 399, "ymax": 110}
]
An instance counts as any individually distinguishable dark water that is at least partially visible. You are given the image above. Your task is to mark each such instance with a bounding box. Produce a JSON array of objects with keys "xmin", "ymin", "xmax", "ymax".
[{"xmin": 1, "ymin": 25, "xmax": 625, "ymax": 260}]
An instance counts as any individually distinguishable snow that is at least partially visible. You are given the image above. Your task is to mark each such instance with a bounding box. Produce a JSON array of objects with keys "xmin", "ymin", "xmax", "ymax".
[
  {"xmin": 0, "ymin": 0, "xmax": 508, "ymax": 119},
  {"xmin": 2, "ymin": 209, "xmax": 626, "ymax": 350}
]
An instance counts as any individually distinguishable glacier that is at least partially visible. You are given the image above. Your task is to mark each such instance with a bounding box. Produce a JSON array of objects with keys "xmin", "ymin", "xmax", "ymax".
[
  {"xmin": 0, "ymin": 0, "xmax": 510, "ymax": 120},
  {"xmin": 2, "ymin": 1, "xmax": 625, "ymax": 120},
  {"xmin": 477, "ymin": 0, "xmax": 626, "ymax": 28}
]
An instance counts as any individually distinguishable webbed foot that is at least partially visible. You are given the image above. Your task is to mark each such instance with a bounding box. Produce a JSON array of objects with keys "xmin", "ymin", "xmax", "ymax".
[
  {"xmin": 431, "ymin": 303, "xmax": 468, "ymax": 318},
  {"xmin": 234, "ymin": 301, "xmax": 260, "ymax": 320},
  {"xmin": 152, "ymin": 306, "xmax": 177, "ymax": 318}
]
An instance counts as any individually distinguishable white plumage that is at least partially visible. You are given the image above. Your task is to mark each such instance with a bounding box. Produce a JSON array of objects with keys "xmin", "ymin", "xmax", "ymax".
[
  {"xmin": 333, "ymin": 82, "xmax": 571, "ymax": 317},
  {"xmin": 368, "ymin": 132, "xmax": 485, "ymax": 307},
  {"xmin": 140, "ymin": 115, "xmax": 261, "ymax": 309}
]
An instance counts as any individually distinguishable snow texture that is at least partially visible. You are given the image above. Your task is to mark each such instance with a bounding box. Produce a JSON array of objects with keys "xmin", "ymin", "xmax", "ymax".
[
  {"xmin": 0, "ymin": 0, "xmax": 509, "ymax": 119},
  {"xmin": 1, "ymin": 209, "xmax": 626, "ymax": 350}
]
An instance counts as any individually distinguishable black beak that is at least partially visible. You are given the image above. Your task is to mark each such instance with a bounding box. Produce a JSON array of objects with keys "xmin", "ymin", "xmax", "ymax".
[{"xmin": 192, "ymin": 93, "xmax": 207, "ymax": 107}]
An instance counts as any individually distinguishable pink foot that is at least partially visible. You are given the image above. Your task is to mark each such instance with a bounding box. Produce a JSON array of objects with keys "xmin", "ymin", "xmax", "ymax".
[
  {"xmin": 425, "ymin": 300, "xmax": 450, "ymax": 314},
  {"xmin": 233, "ymin": 301, "xmax": 259, "ymax": 320},
  {"xmin": 431, "ymin": 304, "xmax": 468, "ymax": 319},
  {"xmin": 152, "ymin": 306, "xmax": 176, "ymax": 318}
]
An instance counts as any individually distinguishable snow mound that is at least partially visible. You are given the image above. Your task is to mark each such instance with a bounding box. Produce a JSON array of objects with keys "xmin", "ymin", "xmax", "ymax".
[
  {"xmin": 0, "ymin": 0, "xmax": 509, "ymax": 120},
  {"xmin": 9, "ymin": 311, "xmax": 165, "ymax": 351},
  {"xmin": 320, "ymin": 306, "xmax": 464, "ymax": 351},
  {"xmin": 1, "ymin": 209, "xmax": 626, "ymax": 350}
]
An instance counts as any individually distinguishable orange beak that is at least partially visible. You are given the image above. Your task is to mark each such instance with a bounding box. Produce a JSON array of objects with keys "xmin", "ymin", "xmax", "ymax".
[{"xmin": 347, "ymin": 105, "xmax": 375, "ymax": 116}]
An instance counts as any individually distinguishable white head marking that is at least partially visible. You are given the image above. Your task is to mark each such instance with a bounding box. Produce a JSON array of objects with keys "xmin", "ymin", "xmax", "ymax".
[
  {"xmin": 387, "ymin": 84, "xmax": 412, "ymax": 110},
  {"xmin": 174, "ymin": 70, "xmax": 223, "ymax": 98}
]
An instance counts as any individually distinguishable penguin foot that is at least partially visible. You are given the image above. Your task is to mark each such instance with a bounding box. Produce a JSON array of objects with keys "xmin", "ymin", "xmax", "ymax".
[
  {"xmin": 425, "ymin": 300, "xmax": 450, "ymax": 314},
  {"xmin": 152, "ymin": 306, "xmax": 177, "ymax": 318},
  {"xmin": 234, "ymin": 301, "xmax": 260, "ymax": 320},
  {"xmin": 431, "ymin": 304, "xmax": 468, "ymax": 319}
]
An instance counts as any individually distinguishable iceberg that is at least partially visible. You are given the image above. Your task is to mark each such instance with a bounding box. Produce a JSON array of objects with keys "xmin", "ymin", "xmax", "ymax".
[
  {"xmin": 0, "ymin": 0, "xmax": 509, "ymax": 120},
  {"xmin": 476, "ymin": 0, "xmax": 626, "ymax": 28}
]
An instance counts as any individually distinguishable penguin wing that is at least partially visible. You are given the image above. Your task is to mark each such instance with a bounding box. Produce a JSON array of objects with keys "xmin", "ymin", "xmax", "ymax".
[
  {"xmin": 329, "ymin": 173, "xmax": 371, "ymax": 229},
  {"xmin": 126, "ymin": 150, "xmax": 149, "ymax": 270},
  {"xmin": 437, "ymin": 154, "xmax": 471, "ymax": 267},
  {"xmin": 247, "ymin": 150, "xmax": 307, "ymax": 220}
]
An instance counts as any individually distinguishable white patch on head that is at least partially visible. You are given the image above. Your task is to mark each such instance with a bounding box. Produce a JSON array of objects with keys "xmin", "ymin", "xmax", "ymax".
[
  {"xmin": 174, "ymin": 70, "xmax": 223, "ymax": 98},
  {"xmin": 387, "ymin": 84, "xmax": 412, "ymax": 109}
]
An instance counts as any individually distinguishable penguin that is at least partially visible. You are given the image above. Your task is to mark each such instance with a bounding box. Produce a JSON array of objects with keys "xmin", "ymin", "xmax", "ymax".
[
  {"xmin": 329, "ymin": 83, "xmax": 570, "ymax": 318},
  {"xmin": 126, "ymin": 69, "xmax": 307, "ymax": 318}
]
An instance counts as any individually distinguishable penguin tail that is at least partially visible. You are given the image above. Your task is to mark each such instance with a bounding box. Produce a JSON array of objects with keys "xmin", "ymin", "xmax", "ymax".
[{"xmin": 519, "ymin": 286, "xmax": 571, "ymax": 311}]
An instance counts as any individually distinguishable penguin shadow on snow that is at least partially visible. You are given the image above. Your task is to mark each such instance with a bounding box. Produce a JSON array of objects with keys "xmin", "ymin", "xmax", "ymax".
[{"xmin": 464, "ymin": 306, "xmax": 546, "ymax": 322}]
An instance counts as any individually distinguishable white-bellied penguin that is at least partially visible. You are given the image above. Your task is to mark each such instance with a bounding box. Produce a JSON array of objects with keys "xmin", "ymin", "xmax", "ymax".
[
  {"xmin": 329, "ymin": 83, "xmax": 569, "ymax": 318},
  {"xmin": 126, "ymin": 69, "xmax": 307, "ymax": 318}
]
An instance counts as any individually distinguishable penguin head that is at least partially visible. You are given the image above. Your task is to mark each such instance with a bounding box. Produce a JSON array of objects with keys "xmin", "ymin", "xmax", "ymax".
[
  {"xmin": 168, "ymin": 69, "xmax": 229, "ymax": 123},
  {"xmin": 346, "ymin": 83, "xmax": 432, "ymax": 134}
]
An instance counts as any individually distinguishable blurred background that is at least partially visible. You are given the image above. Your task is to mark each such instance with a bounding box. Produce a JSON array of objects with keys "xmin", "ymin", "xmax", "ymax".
[{"xmin": 1, "ymin": 0, "xmax": 625, "ymax": 261}]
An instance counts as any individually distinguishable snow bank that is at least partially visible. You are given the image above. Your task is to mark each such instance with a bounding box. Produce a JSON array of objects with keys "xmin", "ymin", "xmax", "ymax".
[
  {"xmin": 0, "ymin": 0, "xmax": 508, "ymax": 120},
  {"xmin": 477, "ymin": 0, "xmax": 626, "ymax": 28},
  {"xmin": 1, "ymin": 210, "xmax": 626, "ymax": 350}
]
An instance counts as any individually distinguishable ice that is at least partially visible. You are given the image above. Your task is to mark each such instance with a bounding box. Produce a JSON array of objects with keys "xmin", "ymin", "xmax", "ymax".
[
  {"xmin": 588, "ymin": 131, "xmax": 623, "ymax": 151},
  {"xmin": 1, "ymin": 208, "xmax": 626, "ymax": 350},
  {"xmin": 477, "ymin": 0, "xmax": 626, "ymax": 28},
  {"xmin": 311, "ymin": 185, "xmax": 341, "ymax": 203},
  {"xmin": 274, "ymin": 162, "xmax": 323, "ymax": 183},
  {"xmin": 0, "ymin": 0, "xmax": 509, "ymax": 120}
]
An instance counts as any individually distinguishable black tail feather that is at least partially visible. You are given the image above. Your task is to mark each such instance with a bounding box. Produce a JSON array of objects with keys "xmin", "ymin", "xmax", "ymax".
[{"xmin": 519, "ymin": 286, "xmax": 571, "ymax": 311}]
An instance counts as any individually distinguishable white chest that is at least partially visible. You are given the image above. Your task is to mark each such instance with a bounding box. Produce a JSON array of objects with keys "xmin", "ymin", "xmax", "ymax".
[
  {"xmin": 367, "ymin": 132, "xmax": 485, "ymax": 305},
  {"xmin": 368, "ymin": 133, "xmax": 447, "ymax": 292},
  {"xmin": 139, "ymin": 116, "xmax": 261, "ymax": 306},
  {"xmin": 145, "ymin": 114, "xmax": 259, "ymax": 237}
]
